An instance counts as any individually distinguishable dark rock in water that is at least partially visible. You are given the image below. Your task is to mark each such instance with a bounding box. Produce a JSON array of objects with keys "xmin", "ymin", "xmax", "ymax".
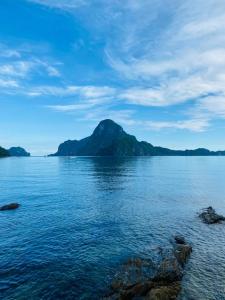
[
  {"xmin": 174, "ymin": 244, "xmax": 192, "ymax": 267},
  {"xmin": 120, "ymin": 281, "xmax": 154, "ymax": 300},
  {"xmin": 174, "ymin": 235, "xmax": 185, "ymax": 245},
  {"xmin": 111, "ymin": 258, "xmax": 157, "ymax": 292},
  {"xmin": 199, "ymin": 207, "xmax": 225, "ymax": 224},
  {"xmin": 146, "ymin": 281, "xmax": 181, "ymax": 300},
  {"xmin": 104, "ymin": 237, "xmax": 192, "ymax": 300},
  {"xmin": 0, "ymin": 203, "xmax": 20, "ymax": 211},
  {"xmin": 153, "ymin": 257, "xmax": 183, "ymax": 283}
]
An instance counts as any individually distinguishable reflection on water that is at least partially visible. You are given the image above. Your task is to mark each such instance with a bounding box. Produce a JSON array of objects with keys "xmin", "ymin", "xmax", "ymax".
[{"xmin": 0, "ymin": 157, "xmax": 225, "ymax": 299}]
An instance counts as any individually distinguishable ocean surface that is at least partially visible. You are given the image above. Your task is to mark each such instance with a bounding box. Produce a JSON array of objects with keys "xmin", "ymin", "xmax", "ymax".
[{"xmin": 1, "ymin": 157, "xmax": 225, "ymax": 300}]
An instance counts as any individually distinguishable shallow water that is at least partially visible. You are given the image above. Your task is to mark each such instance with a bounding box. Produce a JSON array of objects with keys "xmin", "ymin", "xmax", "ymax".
[{"xmin": 0, "ymin": 156, "xmax": 225, "ymax": 300}]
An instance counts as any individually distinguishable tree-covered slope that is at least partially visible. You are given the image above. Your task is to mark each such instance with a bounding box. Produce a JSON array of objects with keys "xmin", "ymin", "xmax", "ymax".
[
  {"xmin": 0, "ymin": 146, "xmax": 10, "ymax": 157},
  {"xmin": 51, "ymin": 119, "xmax": 225, "ymax": 157}
]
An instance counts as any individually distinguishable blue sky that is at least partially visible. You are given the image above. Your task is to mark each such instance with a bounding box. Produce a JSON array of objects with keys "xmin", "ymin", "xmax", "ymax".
[{"xmin": 1, "ymin": 0, "xmax": 225, "ymax": 155}]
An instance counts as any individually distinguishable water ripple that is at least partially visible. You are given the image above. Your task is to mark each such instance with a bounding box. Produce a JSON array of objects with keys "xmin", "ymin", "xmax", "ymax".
[{"xmin": 1, "ymin": 157, "xmax": 225, "ymax": 299}]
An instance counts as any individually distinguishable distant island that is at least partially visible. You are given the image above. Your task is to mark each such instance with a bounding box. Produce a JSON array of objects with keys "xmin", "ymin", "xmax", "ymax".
[
  {"xmin": 0, "ymin": 146, "xmax": 30, "ymax": 158},
  {"xmin": 8, "ymin": 147, "xmax": 30, "ymax": 157},
  {"xmin": 50, "ymin": 119, "xmax": 225, "ymax": 157},
  {"xmin": 0, "ymin": 146, "xmax": 10, "ymax": 158}
]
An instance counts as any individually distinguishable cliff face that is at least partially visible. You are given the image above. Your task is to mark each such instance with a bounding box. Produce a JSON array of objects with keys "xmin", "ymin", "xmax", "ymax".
[
  {"xmin": 51, "ymin": 119, "xmax": 225, "ymax": 157},
  {"xmin": 52, "ymin": 119, "xmax": 155, "ymax": 156}
]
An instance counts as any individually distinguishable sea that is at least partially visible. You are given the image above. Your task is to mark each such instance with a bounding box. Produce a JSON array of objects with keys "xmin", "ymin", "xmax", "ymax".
[{"xmin": 1, "ymin": 156, "xmax": 225, "ymax": 300}]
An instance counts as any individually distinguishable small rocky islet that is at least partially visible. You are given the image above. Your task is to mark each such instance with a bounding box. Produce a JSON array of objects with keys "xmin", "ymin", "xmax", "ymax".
[
  {"xmin": 0, "ymin": 203, "xmax": 20, "ymax": 211},
  {"xmin": 199, "ymin": 206, "xmax": 225, "ymax": 224}
]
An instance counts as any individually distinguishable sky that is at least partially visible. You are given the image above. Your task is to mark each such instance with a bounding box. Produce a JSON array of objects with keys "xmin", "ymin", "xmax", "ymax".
[{"xmin": 1, "ymin": 0, "xmax": 225, "ymax": 155}]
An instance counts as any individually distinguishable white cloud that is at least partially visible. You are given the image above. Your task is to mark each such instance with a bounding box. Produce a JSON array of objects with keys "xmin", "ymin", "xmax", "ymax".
[
  {"xmin": 196, "ymin": 96, "xmax": 225, "ymax": 118},
  {"xmin": 28, "ymin": 0, "xmax": 87, "ymax": 9},
  {"xmin": 179, "ymin": 14, "xmax": 225, "ymax": 40},
  {"xmin": 0, "ymin": 44, "xmax": 62, "ymax": 100},
  {"xmin": 28, "ymin": 85, "xmax": 115, "ymax": 98},
  {"xmin": 3, "ymin": 1, "xmax": 225, "ymax": 134},
  {"xmin": 0, "ymin": 43, "xmax": 21, "ymax": 58},
  {"xmin": 144, "ymin": 119, "xmax": 210, "ymax": 132},
  {"xmin": 0, "ymin": 78, "xmax": 19, "ymax": 88},
  {"xmin": 48, "ymin": 103, "xmax": 94, "ymax": 111},
  {"xmin": 102, "ymin": 1, "xmax": 225, "ymax": 115},
  {"xmin": 120, "ymin": 75, "xmax": 221, "ymax": 107},
  {"xmin": 0, "ymin": 61, "xmax": 33, "ymax": 77},
  {"xmin": 81, "ymin": 107, "xmax": 136, "ymax": 126}
]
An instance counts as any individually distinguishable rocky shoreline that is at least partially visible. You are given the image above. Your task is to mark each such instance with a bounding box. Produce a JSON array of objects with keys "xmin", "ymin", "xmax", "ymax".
[
  {"xmin": 1, "ymin": 203, "xmax": 225, "ymax": 298},
  {"xmin": 103, "ymin": 206, "xmax": 225, "ymax": 299},
  {"xmin": 103, "ymin": 236, "xmax": 192, "ymax": 300}
]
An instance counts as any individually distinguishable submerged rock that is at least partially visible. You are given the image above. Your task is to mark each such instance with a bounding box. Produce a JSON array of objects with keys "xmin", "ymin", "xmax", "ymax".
[
  {"xmin": 174, "ymin": 244, "xmax": 192, "ymax": 267},
  {"xmin": 111, "ymin": 258, "xmax": 157, "ymax": 292},
  {"xmin": 146, "ymin": 281, "xmax": 181, "ymax": 300},
  {"xmin": 199, "ymin": 206, "xmax": 225, "ymax": 224},
  {"xmin": 103, "ymin": 237, "xmax": 192, "ymax": 300},
  {"xmin": 153, "ymin": 257, "xmax": 183, "ymax": 283},
  {"xmin": 174, "ymin": 235, "xmax": 185, "ymax": 245},
  {"xmin": 0, "ymin": 203, "xmax": 20, "ymax": 211}
]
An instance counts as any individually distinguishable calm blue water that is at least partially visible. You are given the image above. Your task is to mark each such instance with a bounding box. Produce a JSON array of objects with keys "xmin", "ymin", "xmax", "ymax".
[{"xmin": 1, "ymin": 157, "xmax": 225, "ymax": 300}]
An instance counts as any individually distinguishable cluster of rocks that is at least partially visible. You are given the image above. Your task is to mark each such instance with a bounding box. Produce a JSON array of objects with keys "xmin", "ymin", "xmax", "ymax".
[
  {"xmin": 199, "ymin": 206, "xmax": 225, "ymax": 224},
  {"xmin": 103, "ymin": 236, "xmax": 192, "ymax": 300},
  {"xmin": 0, "ymin": 203, "xmax": 20, "ymax": 211},
  {"xmin": 102, "ymin": 206, "xmax": 225, "ymax": 299},
  {"xmin": 1, "ymin": 201, "xmax": 224, "ymax": 299}
]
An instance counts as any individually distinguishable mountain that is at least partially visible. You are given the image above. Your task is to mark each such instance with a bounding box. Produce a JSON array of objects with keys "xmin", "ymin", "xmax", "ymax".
[
  {"xmin": 0, "ymin": 146, "xmax": 10, "ymax": 157},
  {"xmin": 51, "ymin": 119, "xmax": 225, "ymax": 157},
  {"xmin": 8, "ymin": 147, "xmax": 30, "ymax": 157}
]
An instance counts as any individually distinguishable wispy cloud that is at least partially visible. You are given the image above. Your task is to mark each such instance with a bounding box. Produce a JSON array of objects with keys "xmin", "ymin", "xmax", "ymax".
[
  {"xmin": 5, "ymin": 1, "xmax": 225, "ymax": 135},
  {"xmin": 0, "ymin": 61, "xmax": 33, "ymax": 78},
  {"xmin": 195, "ymin": 96, "xmax": 225, "ymax": 118},
  {"xmin": 81, "ymin": 107, "xmax": 136, "ymax": 126},
  {"xmin": 0, "ymin": 78, "xmax": 19, "ymax": 88},
  {"xmin": 28, "ymin": 0, "xmax": 87, "ymax": 9},
  {"xmin": 28, "ymin": 85, "xmax": 115, "ymax": 98},
  {"xmin": 0, "ymin": 43, "xmax": 61, "ymax": 98},
  {"xmin": 144, "ymin": 119, "xmax": 210, "ymax": 132},
  {"xmin": 0, "ymin": 59, "xmax": 60, "ymax": 78},
  {"xmin": 0, "ymin": 44, "xmax": 21, "ymax": 58}
]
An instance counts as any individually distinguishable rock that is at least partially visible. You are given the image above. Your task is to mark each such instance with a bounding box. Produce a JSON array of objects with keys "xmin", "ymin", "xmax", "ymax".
[
  {"xmin": 0, "ymin": 203, "xmax": 20, "ymax": 211},
  {"xmin": 120, "ymin": 281, "xmax": 154, "ymax": 300},
  {"xmin": 104, "ymin": 236, "xmax": 192, "ymax": 300},
  {"xmin": 102, "ymin": 292, "xmax": 121, "ymax": 300},
  {"xmin": 174, "ymin": 235, "xmax": 185, "ymax": 245},
  {"xmin": 153, "ymin": 257, "xmax": 183, "ymax": 283},
  {"xmin": 111, "ymin": 258, "xmax": 156, "ymax": 292},
  {"xmin": 146, "ymin": 281, "xmax": 181, "ymax": 300},
  {"xmin": 174, "ymin": 244, "xmax": 192, "ymax": 267},
  {"xmin": 199, "ymin": 207, "xmax": 225, "ymax": 224}
]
